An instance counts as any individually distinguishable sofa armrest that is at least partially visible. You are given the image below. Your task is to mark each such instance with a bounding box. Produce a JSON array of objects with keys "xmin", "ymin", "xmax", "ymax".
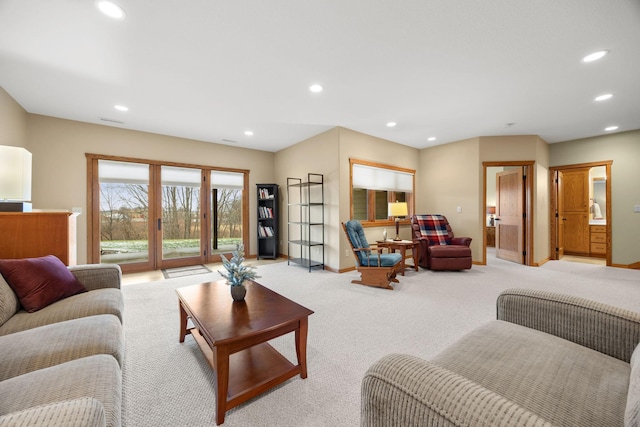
[
  {"xmin": 497, "ymin": 288, "xmax": 640, "ymax": 362},
  {"xmin": 0, "ymin": 398, "xmax": 106, "ymax": 427},
  {"xmin": 362, "ymin": 353, "xmax": 553, "ymax": 427},
  {"xmin": 451, "ymin": 237, "xmax": 471, "ymax": 246},
  {"xmin": 68, "ymin": 264, "xmax": 122, "ymax": 292}
]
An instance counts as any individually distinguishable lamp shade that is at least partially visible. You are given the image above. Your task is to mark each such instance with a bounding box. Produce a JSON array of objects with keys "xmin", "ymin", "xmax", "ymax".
[
  {"xmin": 388, "ymin": 202, "xmax": 408, "ymax": 217},
  {"xmin": 0, "ymin": 145, "xmax": 32, "ymax": 201},
  {"xmin": 486, "ymin": 206, "xmax": 496, "ymax": 215}
]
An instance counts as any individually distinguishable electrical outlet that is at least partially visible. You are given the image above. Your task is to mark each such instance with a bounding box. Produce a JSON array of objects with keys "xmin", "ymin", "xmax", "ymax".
[
  {"xmin": 457, "ymin": 206, "xmax": 462, "ymax": 213},
  {"xmin": 634, "ymin": 205, "xmax": 640, "ymax": 213},
  {"xmin": 345, "ymin": 249, "xmax": 350, "ymax": 257}
]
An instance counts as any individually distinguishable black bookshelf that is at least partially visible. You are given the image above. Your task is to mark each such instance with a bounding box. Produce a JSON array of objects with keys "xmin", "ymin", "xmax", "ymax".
[{"xmin": 257, "ymin": 184, "xmax": 279, "ymax": 259}]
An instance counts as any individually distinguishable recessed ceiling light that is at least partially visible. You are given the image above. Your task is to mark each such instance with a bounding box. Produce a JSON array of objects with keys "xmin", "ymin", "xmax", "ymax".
[
  {"xmin": 96, "ymin": 1, "xmax": 126, "ymax": 20},
  {"xmin": 594, "ymin": 94, "xmax": 613, "ymax": 102},
  {"xmin": 386, "ymin": 122, "xmax": 397, "ymax": 128},
  {"xmin": 582, "ymin": 50, "xmax": 608, "ymax": 63},
  {"xmin": 604, "ymin": 126, "xmax": 618, "ymax": 132},
  {"xmin": 309, "ymin": 84, "xmax": 323, "ymax": 93},
  {"xmin": 427, "ymin": 137, "xmax": 436, "ymax": 141},
  {"xmin": 244, "ymin": 130, "xmax": 254, "ymax": 136},
  {"xmin": 114, "ymin": 105, "xmax": 128, "ymax": 112}
]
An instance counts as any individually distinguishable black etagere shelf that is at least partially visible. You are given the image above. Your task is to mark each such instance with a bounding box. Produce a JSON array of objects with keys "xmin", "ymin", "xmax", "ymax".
[{"xmin": 287, "ymin": 173, "xmax": 324, "ymax": 271}]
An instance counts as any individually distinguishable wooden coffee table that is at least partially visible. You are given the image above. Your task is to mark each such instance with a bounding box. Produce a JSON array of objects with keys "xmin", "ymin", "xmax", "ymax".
[{"xmin": 177, "ymin": 280, "xmax": 314, "ymax": 425}]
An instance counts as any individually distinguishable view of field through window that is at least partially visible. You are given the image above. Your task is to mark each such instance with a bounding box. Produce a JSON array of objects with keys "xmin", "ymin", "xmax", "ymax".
[{"xmin": 98, "ymin": 160, "xmax": 243, "ymax": 265}]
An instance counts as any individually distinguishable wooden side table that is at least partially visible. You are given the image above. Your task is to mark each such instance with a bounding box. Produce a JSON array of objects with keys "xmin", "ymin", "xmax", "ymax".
[
  {"xmin": 486, "ymin": 226, "xmax": 495, "ymax": 247},
  {"xmin": 376, "ymin": 240, "xmax": 420, "ymax": 275}
]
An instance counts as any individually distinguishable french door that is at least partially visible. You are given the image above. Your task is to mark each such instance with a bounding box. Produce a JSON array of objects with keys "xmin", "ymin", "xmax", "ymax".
[{"xmin": 88, "ymin": 155, "xmax": 248, "ymax": 273}]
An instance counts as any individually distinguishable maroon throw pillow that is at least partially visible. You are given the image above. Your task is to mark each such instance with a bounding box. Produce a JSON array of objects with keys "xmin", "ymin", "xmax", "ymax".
[{"xmin": 0, "ymin": 255, "xmax": 87, "ymax": 313}]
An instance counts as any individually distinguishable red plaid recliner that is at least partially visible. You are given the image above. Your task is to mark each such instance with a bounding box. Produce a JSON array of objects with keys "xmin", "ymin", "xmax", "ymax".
[{"xmin": 411, "ymin": 215, "xmax": 472, "ymax": 270}]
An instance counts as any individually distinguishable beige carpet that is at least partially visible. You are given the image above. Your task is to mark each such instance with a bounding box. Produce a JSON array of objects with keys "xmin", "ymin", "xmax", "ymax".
[{"xmin": 121, "ymin": 256, "xmax": 640, "ymax": 426}]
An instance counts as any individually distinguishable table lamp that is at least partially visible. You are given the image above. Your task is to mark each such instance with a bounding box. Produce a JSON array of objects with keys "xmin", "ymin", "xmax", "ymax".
[
  {"xmin": 0, "ymin": 145, "xmax": 32, "ymax": 212},
  {"xmin": 487, "ymin": 206, "xmax": 496, "ymax": 226},
  {"xmin": 388, "ymin": 201, "xmax": 408, "ymax": 241}
]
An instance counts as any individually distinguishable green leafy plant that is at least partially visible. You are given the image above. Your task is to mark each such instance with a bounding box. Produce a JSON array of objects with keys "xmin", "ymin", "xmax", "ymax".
[{"xmin": 218, "ymin": 244, "xmax": 260, "ymax": 286}]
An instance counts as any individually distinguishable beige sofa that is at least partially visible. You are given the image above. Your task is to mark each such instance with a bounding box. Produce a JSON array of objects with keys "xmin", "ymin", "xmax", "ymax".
[
  {"xmin": 0, "ymin": 264, "xmax": 124, "ymax": 427},
  {"xmin": 362, "ymin": 289, "xmax": 640, "ymax": 427}
]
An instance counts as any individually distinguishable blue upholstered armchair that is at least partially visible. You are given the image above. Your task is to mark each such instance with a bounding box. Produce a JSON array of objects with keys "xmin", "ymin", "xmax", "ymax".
[{"xmin": 342, "ymin": 220, "xmax": 402, "ymax": 289}]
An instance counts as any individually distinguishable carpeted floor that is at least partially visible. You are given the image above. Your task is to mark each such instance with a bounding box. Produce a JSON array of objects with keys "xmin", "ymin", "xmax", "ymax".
[{"xmin": 121, "ymin": 255, "xmax": 640, "ymax": 426}]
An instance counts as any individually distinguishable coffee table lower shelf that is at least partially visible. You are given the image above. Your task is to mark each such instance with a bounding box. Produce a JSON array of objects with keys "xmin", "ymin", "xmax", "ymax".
[{"xmin": 189, "ymin": 327, "xmax": 300, "ymax": 410}]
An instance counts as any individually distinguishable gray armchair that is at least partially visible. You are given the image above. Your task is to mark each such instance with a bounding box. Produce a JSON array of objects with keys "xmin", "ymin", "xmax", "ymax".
[{"xmin": 362, "ymin": 289, "xmax": 640, "ymax": 426}]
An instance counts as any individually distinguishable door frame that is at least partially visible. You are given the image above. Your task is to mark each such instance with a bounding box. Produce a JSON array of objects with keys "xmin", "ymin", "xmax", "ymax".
[
  {"xmin": 549, "ymin": 161, "xmax": 612, "ymax": 266},
  {"xmin": 482, "ymin": 161, "xmax": 534, "ymax": 266}
]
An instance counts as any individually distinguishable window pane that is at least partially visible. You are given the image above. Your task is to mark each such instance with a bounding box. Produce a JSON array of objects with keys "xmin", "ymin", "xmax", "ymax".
[
  {"xmin": 161, "ymin": 166, "xmax": 201, "ymax": 260},
  {"xmin": 350, "ymin": 161, "xmax": 415, "ymax": 222},
  {"xmin": 352, "ymin": 188, "xmax": 367, "ymax": 220},
  {"xmin": 211, "ymin": 171, "xmax": 243, "ymax": 253},
  {"xmin": 375, "ymin": 191, "xmax": 388, "ymax": 220},
  {"xmin": 98, "ymin": 160, "xmax": 150, "ymax": 264}
]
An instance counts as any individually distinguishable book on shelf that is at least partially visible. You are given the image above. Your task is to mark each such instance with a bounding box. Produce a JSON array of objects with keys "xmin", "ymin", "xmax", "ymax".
[
  {"xmin": 259, "ymin": 206, "xmax": 274, "ymax": 219},
  {"xmin": 258, "ymin": 225, "xmax": 274, "ymax": 237},
  {"xmin": 259, "ymin": 188, "xmax": 275, "ymax": 200}
]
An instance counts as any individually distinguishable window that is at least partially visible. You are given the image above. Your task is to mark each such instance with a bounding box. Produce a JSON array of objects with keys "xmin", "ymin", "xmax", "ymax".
[
  {"xmin": 88, "ymin": 154, "xmax": 249, "ymax": 272},
  {"xmin": 350, "ymin": 159, "xmax": 415, "ymax": 225}
]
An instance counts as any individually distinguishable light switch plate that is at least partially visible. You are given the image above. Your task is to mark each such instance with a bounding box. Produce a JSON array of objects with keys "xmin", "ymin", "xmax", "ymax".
[
  {"xmin": 457, "ymin": 206, "xmax": 462, "ymax": 213},
  {"xmin": 634, "ymin": 205, "xmax": 640, "ymax": 213}
]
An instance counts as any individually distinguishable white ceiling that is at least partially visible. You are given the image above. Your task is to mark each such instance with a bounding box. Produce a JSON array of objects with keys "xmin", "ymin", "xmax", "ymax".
[{"xmin": 1, "ymin": 0, "xmax": 639, "ymax": 152}]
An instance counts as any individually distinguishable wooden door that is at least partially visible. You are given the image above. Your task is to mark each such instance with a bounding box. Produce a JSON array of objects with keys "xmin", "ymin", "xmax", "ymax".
[
  {"xmin": 556, "ymin": 171, "xmax": 565, "ymax": 258},
  {"xmin": 561, "ymin": 168, "xmax": 589, "ymax": 254},
  {"xmin": 495, "ymin": 168, "xmax": 524, "ymax": 264}
]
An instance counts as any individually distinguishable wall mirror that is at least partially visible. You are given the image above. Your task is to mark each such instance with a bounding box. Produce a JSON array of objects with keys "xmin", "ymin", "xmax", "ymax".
[{"xmin": 590, "ymin": 166, "xmax": 606, "ymax": 222}]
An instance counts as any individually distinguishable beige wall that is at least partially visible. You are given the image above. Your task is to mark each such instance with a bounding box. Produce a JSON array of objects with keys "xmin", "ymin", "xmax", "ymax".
[
  {"xmin": 25, "ymin": 114, "xmax": 275, "ymax": 264},
  {"xmin": 5, "ymin": 83, "xmax": 638, "ymax": 269},
  {"xmin": 0, "ymin": 87, "xmax": 27, "ymax": 148},
  {"xmin": 273, "ymin": 127, "xmax": 340, "ymax": 270},
  {"xmin": 420, "ymin": 135, "xmax": 550, "ymax": 265},
  {"xmin": 337, "ymin": 127, "xmax": 420, "ymax": 270},
  {"xmin": 549, "ymin": 129, "xmax": 640, "ymax": 266},
  {"xmin": 274, "ymin": 127, "xmax": 420, "ymax": 272},
  {"xmin": 419, "ymin": 138, "xmax": 481, "ymax": 259}
]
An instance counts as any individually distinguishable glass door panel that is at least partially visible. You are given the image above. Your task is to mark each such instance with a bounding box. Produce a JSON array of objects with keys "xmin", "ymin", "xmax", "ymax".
[
  {"xmin": 98, "ymin": 160, "xmax": 151, "ymax": 266},
  {"xmin": 160, "ymin": 166, "xmax": 202, "ymax": 261},
  {"xmin": 210, "ymin": 170, "xmax": 243, "ymax": 254}
]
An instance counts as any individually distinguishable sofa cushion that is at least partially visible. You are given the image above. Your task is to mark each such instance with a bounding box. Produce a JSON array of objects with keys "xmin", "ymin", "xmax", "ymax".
[
  {"xmin": 0, "ymin": 314, "xmax": 124, "ymax": 382},
  {"xmin": 361, "ymin": 253, "xmax": 402, "ymax": 267},
  {"xmin": 0, "ymin": 355, "xmax": 121, "ymax": 427},
  {"xmin": 626, "ymin": 344, "xmax": 640, "ymax": 427},
  {"xmin": 414, "ymin": 214, "xmax": 452, "ymax": 245},
  {"xmin": 0, "ymin": 274, "xmax": 19, "ymax": 328},
  {"xmin": 433, "ymin": 320, "xmax": 630, "ymax": 427},
  {"xmin": 0, "ymin": 255, "xmax": 87, "ymax": 313},
  {"xmin": 0, "ymin": 288, "xmax": 123, "ymax": 336},
  {"xmin": 0, "ymin": 397, "xmax": 106, "ymax": 427},
  {"xmin": 428, "ymin": 245, "xmax": 471, "ymax": 258}
]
